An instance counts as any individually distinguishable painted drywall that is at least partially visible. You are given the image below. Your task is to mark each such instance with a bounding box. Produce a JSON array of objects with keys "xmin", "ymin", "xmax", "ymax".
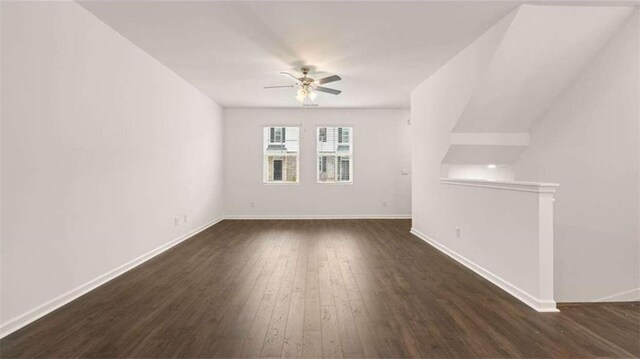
[
  {"xmin": 1, "ymin": 1, "xmax": 224, "ymax": 332},
  {"xmin": 223, "ymin": 108, "xmax": 411, "ymax": 217},
  {"xmin": 513, "ymin": 11, "xmax": 640, "ymax": 302},
  {"xmin": 79, "ymin": 1, "xmax": 518, "ymax": 108},
  {"xmin": 410, "ymin": 8, "xmax": 516, "ymax": 241},
  {"xmin": 453, "ymin": 5, "xmax": 632, "ymax": 133},
  {"xmin": 411, "ymin": 5, "xmax": 638, "ymax": 304},
  {"xmin": 413, "ymin": 179, "xmax": 557, "ymax": 311},
  {"xmin": 444, "ymin": 164, "xmax": 515, "ymax": 181},
  {"xmin": 444, "ymin": 5, "xmax": 632, "ymax": 170},
  {"xmin": 408, "ymin": 8, "xmax": 561, "ymax": 309}
]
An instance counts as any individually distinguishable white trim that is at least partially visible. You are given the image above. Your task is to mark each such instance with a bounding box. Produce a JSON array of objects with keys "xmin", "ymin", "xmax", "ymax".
[
  {"xmin": 440, "ymin": 178, "xmax": 559, "ymax": 194},
  {"xmin": 0, "ymin": 217, "xmax": 224, "ymax": 339},
  {"xmin": 224, "ymin": 214, "xmax": 411, "ymax": 220},
  {"xmin": 262, "ymin": 182, "xmax": 301, "ymax": 186},
  {"xmin": 409, "ymin": 227, "xmax": 559, "ymax": 313},
  {"xmin": 593, "ymin": 287, "xmax": 640, "ymax": 302}
]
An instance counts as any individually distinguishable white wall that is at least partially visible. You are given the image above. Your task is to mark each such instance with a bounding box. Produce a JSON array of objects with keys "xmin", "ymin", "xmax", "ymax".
[
  {"xmin": 412, "ymin": 5, "xmax": 638, "ymax": 304},
  {"xmin": 513, "ymin": 12, "xmax": 640, "ymax": 302},
  {"xmin": 0, "ymin": 1, "xmax": 224, "ymax": 333},
  {"xmin": 408, "ymin": 13, "xmax": 560, "ymax": 307},
  {"xmin": 410, "ymin": 9, "xmax": 515, "ymax": 242},
  {"xmin": 412, "ymin": 178, "xmax": 558, "ymax": 311},
  {"xmin": 224, "ymin": 108, "xmax": 411, "ymax": 217}
]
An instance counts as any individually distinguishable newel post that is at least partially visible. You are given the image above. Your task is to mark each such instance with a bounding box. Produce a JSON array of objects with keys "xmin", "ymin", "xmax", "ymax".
[{"xmin": 538, "ymin": 189, "xmax": 558, "ymax": 311}]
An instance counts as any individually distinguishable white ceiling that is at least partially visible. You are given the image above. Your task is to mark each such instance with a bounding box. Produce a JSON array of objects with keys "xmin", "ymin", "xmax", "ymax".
[{"xmin": 79, "ymin": 1, "xmax": 522, "ymax": 108}]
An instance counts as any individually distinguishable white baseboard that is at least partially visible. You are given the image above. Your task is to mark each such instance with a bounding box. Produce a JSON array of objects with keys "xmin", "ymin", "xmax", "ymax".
[
  {"xmin": 224, "ymin": 214, "xmax": 411, "ymax": 220},
  {"xmin": 410, "ymin": 227, "xmax": 558, "ymax": 313},
  {"xmin": 594, "ymin": 287, "xmax": 640, "ymax": 302},
  {"xmin": 0, "ymin": 217, "xmax": 224, "ymax": 339}
]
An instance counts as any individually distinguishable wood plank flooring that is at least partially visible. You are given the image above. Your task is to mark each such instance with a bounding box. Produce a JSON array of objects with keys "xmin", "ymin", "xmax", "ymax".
[{"xmin": 1, "ymin": 219, "xmax": 638, "ymax": 358}]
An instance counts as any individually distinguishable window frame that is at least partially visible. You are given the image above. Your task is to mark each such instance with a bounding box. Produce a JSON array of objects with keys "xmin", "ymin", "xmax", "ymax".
[
  {"xmin": 316, "ymin": 126, "xmax": 354, "ymax": 185},
  {"xmin": 263, "ymin": 126, "xmax": 300, "ymax": 185}
]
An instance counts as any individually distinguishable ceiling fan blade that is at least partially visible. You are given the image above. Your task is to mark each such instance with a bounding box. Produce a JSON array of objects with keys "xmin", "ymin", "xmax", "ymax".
[
  {"xmin": 315, "ymin": 86, "xmax": 341, "ymax": 95},
  {"xmin": 316, "ymin": 75, "xmax": 341, "ymax": 85},
  {"xmin": 280, "ymin": 72, "xmax": 301, "ymax": 82},
  {"xmin": 264, "ymin": 85, "xmax": 294, "ymax": 89}
]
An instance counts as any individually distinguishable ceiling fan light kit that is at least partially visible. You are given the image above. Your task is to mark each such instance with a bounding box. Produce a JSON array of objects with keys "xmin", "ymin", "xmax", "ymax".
[{"xmin": 265, "ymin": 66, "xmax": 342, "ymax": 105}]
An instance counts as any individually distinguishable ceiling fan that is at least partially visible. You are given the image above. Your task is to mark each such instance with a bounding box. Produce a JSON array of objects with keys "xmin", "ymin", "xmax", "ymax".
[{"xmin": 264, "ymin": 67, "xmax": 342, "ymax": 105}]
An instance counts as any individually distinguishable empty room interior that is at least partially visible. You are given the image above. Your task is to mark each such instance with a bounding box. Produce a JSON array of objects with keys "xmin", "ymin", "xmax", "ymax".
[{"xmin": 1, "ymin": 0, "xmax": 639, "ymax": 358}]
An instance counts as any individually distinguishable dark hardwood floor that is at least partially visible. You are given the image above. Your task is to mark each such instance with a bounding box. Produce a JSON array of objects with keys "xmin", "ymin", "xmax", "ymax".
[{"xmin": 1, "ymin": 219, "xmax": 638, "ymax": 358}]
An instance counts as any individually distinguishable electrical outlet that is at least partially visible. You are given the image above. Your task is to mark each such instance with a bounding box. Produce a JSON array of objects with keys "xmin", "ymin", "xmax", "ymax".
[
  {"xmin": 455, "ymin": 226, "xmax": 461, "ymax": 238},
  {"xmin": 184, "ymin": 215, "xmax": 188, "ymax": 223},
  {"xmin": 250, "ymin": 202, "xmax": 255, "ymax": 208},
  {"xmin": 382, "ymin": 202, "xmax": 387, "ymax": 207},
  {"xmin": 174, "ymin": 217, "xmax": 179, "ymax": 226}
]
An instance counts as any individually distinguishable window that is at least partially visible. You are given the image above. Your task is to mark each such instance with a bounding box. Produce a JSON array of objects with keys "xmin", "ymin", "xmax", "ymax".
[
  {"xmin": 264, "ymin": 127, "xmax": 299, "ymax": 183},
  {"xmin": 317, "ymin": 127, "xmax": 353, "ymax": 183},
  {"xmin": 270, "ymin": 127, "xmax": 285, "ymax": 143},
  {"xmin": 319, "ymin": 128, "xmax": 327, "ymax": 142}
]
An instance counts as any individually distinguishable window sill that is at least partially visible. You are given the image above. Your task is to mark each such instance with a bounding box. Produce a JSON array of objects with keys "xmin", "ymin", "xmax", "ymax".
[{"xmin": 316, "ymin": 181, "xmax": 353, "ymax": 185}]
